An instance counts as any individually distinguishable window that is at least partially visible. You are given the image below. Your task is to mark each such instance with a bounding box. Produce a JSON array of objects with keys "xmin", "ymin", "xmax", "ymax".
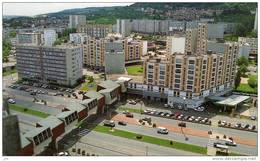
[
  {"xmin": 175, "ymin": 79, "xmax": 180, "ymax": 83},
  {"xmin": 33, "ymin": 136, "xmax": 40, "ymax": 145},
  {"xmin": 189, "ymin": 60, "xmax": 195, "ymax": 64},
  {"xmin": 176, "ymin": 64, "xmax": 182, "ymax": 68},
  {"xmin": 176, "ymin": 59, "xmax": 182, "ymax": 63},
  {"xmin": 175, "ymin": 69, "xmax": 181, "ymax": 73},
  {"xmin": 174, "ymin": 84, "xmax": 180, "ymax": 88}
]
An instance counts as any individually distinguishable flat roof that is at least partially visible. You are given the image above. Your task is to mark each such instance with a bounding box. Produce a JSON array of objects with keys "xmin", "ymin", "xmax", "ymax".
[
  {"xmin": 84, "ymin": 91, "xmax": 104, "ymax": 100},
  {"xmin": 37, "ymin": 115, "xmax": 63, "ymax": 129},
  {"xmin": 20, "ymin": 134, "xmax": 31, "ymax": 148},
  {"xmin": 81, "ymin": 98, "xmax": 96, "ymax": 106},
  {"xmin": 216, "ymin": 95, "xmax": 251, "ymax": 106},
  {"xmin": 98, "ymin": 80, "xmax": 120, "ymax": 90},
  {"xmin": 66, "ymin": 102, "xmax": 87, "ymax": 112},
  {"xmin": 56, "ymin": 110, "xmax": 76, "ymax": 119},
  {"xmin": 24, "ymin": 127, "xmax": 49, "ymax": 139}
]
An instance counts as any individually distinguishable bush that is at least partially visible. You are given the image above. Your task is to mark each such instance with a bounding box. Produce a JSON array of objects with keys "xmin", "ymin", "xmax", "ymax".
[
  {"xmin": 24, "ymin": 108, "xmax": 28, "ymax": 112},
  {"xmin": 136, "ymin": 135, "xmax": 142, "ymax": 139},
  {"xmin": 248, "ymin": 75, "xmax": 257, "ymax": 89}
]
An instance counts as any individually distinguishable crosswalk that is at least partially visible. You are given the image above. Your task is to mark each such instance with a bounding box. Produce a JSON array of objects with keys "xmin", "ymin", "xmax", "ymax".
[{"xmin": 77, "ymin": 129, "xmax": 90, "ymax": 137}]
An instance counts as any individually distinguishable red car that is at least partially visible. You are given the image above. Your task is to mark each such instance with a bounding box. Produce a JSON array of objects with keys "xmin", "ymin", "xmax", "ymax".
[{"xmin": 126, "ymin": 113, "xmax": 134, "ymax": 118}]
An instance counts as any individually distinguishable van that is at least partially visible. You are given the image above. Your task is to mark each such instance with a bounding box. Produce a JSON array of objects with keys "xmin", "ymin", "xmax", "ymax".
[{"xmin": 157, "ymin": 127, "xmax": 168, "ymax": 134}]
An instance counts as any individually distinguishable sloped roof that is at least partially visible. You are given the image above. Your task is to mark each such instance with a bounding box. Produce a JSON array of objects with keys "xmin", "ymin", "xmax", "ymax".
[
  {"xmin": 84, "ymin": 91, "xmax": 104, "ymax": 100},
  {"xmin": 37, "ymin": 115, "xmax": 63, "ymax": 129},
  {"xmin": 98, "ymin": 80, "xmax": 120, "ymax": 89}
]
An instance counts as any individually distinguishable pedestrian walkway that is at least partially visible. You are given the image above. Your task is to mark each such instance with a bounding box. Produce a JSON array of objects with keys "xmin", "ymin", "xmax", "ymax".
[{"xmin": 111, "ymin": 114, "xmax": 257, "ymax": 147}]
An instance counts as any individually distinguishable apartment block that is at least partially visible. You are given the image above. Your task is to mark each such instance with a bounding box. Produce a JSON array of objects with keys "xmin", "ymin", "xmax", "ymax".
[
  {"xmin": 123, "ymin": 38, "xmax": 145, "ymax": 62},
  {"xmin": 83, "ymin": 37, "xmax": 106, "ymax": 70},
  {"xmin": 43, "ymin": 29, "xmax": 57, "ymax": 46},
  {"xmin": 116, "ymin": 19, "xmax": 132, "ymax": 37},
  {"xmin": 140, "ymin": 41, "xmax": 238, "ymax": 107},
  {"xmin": 69, "ymin": 15, "xmax": 86, "ymax": 28},
  {"xmin": 16, "ymin": 45, "xmax": 83, "ymax": 86},
  {"xmin": 17, "ymin": 32, "xmax": 42, "ymax": 46},
  {"xmin": 207, "ymin": 23, "xmax": 224, "ymax": 40},
  {"xmin": 166, "ymin": 36, "xmax": 186, "ymax": 54},
  {"xmin": 77, "ymin": 24, "xmax": 112, "ymax": 38},
  {"xmin": 185, "ymin": 28, "xmax": 198, "ymax": 53},
  {"xmin": 196, "ymin": 23, "xmax": 208, "ymax": 54},
  {"xmin": 238, "ymin": 37, "xmax": 258, "ymax": 61},
  {"xmin": 104, "ymin": 39, "xmax": 125, "ymax": 74},
  {"xmin": 69, "ymin": 33, "xmax": 89, "ymax": 44}
]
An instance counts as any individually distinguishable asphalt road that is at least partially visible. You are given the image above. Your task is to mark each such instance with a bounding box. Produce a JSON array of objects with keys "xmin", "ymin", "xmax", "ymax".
[
  {"xmin": 111, "ymin": 120, "xmax": 257, "ymax": 156},
  {"xmin": 127, "ymin": 112, "xmax": 258, "ymax": 141},
  {"xmin": 74, "ymin": 131, "xmax": 202, "ymax": 156}
]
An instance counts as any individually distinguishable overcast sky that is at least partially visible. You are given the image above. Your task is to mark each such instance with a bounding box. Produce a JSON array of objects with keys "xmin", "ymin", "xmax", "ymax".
[{"xmin": 3, "ymin": 3, "xmax": 134, "ymax": 16}]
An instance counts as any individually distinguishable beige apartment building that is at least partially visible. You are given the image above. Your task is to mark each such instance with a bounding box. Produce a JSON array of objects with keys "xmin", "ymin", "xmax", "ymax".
[
  {"xmin": 123, "ymin": 39, "xmax": 144, "ymax": 62},
  {"xmin": 196, "ymin": 23, "xmax": 208, "ymax": 54},
  {"xmin": 139, "ymin": 41, "xmax": 238, "ymax": 107},
  {"xmin": 185, "ymin": 28, "xmax": 198, "ymax": 53}
]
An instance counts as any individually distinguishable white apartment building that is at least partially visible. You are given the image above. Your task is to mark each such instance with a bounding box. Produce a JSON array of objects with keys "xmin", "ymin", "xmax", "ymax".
[
  {"xmin": 69, "ymin": 33, "xmax": 89, "ymax": 44},
  {"xmin": 69, "ymin": 15, "xmax": 86, "ymax": 28},
  {"xmin": 43, "ymin": 29, "xmax": 57, "ymax": 46},
  {"xmin": 116, "ymin": 19, "xmax": 132, "ymax": 37},
  {"xmin": 166, "ymin": 36, "xmax": 186, "ymax": 54},
  {"xmin": 17, "ymin": 32, "xmax": 42, "ymax": 46},
  {"xmin": 16, "ymin": 45, "xmax": 83, "ymax": 86}
]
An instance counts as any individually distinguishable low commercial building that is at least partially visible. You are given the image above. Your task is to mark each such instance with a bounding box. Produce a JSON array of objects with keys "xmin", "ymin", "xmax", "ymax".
[
  {"xmin": 56, "ymin": 111, "xmax": 78, "ymax": 134},
  {"xmin": 20, "ymin": 135, "xmax": 34, "ymax": 156},
  {"xmin": 23, "ymin": 127, "xmax": 52, "ymax": 156},
  {"xmin": 81, "ymin": 98, "xmax": 98, "ymax": 116},
  {"xmin": 63, "ymin": 102, "xmax": 88, "ymax": 121},
  {"xmin": 16, "ymin": 45, "xmax": 83, "ymax": 87},
  {"xmin": 83, "ymin": 91, "xmax": 105, "ymax": 115}
]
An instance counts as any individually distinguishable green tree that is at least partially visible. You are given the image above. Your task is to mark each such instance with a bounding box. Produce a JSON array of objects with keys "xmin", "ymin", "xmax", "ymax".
[
  {"xmin": 237, "ymin": 56, "xmax": 249, "ymax": 67},
  {"xmin": 9, "ymin": 31, "xmax": 17, "ymax": 38},
  {"xmin": 88, "ymin": 76, "xmax": 94, "ymax": 83},
  {"xmin": 248, "ymin": 75, "xmax": 257, "ymax": 89},
  {"xmin": 234, "ymin": 70, "xmax": 241, "ymax": 89},
  {"xmin": 239, "ymin": 65, "xmax": 249, "ymax": 76}
]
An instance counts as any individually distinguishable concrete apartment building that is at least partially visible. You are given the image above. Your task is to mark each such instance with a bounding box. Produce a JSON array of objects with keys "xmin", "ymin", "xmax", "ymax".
[
  {"xmin": 16, "ymin": 45, "xmax": 83, "ymax": 86},
  {"xmin": 17, "ymin": 32, "xmax": 42, "ymax": 46},
  {"xmin": 116, "ymin": 19, "xmax": 132, "ymax": 37},
  {"xmin": 69, "ymin": 15, "xmax": 86, "ymax": 28},
  {"xmin": 196, "ymin": 23, "xmax": 208, "ymax": 54},
  {"xmin": 69, "ymin": 33, "xmax": 89, "ymax": 44},
  {"xmin": 43, "ymin": 29, "xmax": 57, "ymax": 46},
  {"xmin": 238, "ymin": 37, "xmax": 258, "ymax": 61},
  {"xmin": 166, "ymin": 36, "xmax": 186, "ymax": 54},
  {"xmin": 104, "ymin": 39, "xmax": 125, "ymax": 74},
  {"xmin": 77, "ymin": 24, "xmax": 112, "ymax": 38}
]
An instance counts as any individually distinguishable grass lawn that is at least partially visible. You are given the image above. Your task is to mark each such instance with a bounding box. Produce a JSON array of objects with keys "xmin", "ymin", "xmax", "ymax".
[
  {"xmin": 80, "ymin": 81, "xmax": 97, "ymax": 92},
  {"xmin": 9, "ymin": 104, "xmax": 50, "ymax": 118},
  {"xmin": 236, "ymin": 84, "xmax": 257, "ymax": 94},
  {"xmin": 126, "ymin": 65, "xmax": 143, "ymax": 75},
  {"xmin": 93, "ymin": 125, "xmax": 207, "ymax": 155},
  {"xmin": 117, "ymin": 106, "xmax": 144, "ymax": 113},
  {"xmin": 3, "ymin": 69, "xmax": 17, "ymax": 76}
]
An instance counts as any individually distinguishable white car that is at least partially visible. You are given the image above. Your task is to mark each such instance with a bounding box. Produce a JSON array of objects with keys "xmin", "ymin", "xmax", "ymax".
[
  {"xmin": 157, "ymin": 127, "xmax": 168, "ymax": 134},
  {"xmin": 57, "ymin": 151, "xmax": 70, "ymax": 156},
  {"xmin": 8, "ymin": 99, "xmax": 16, "ymax": 104},
  {"xmin": 164, "ymin": 104, "xmax": 169, "ymax": 108}
]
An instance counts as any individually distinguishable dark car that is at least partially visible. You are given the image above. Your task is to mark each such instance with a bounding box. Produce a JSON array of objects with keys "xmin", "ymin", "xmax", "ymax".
[
  {"xmin": 30, "ymin": 92, "xmax": 37, "ymax": 95},
  {"xmin": 178, "ymin": 122, "xmax": 186, "ymax": 127},
  {"xmin": 103, "ymin": 120, "xmax": 115, "ymax": 127},
  {"xmin": 184, "ymin": 115, "xmax": 190, "ymax": 120},
  {"xmin": 213, "ymin": 142, "xmax": 225, "ymax": 148},
  {"xmin": 118, "ymin": 121, "xmax": 127, "ymax": 126},
  {"xmin": 158, "ymin": 112, "xmax": 164, "ymax": 116},
  {"xmin": 154, "ymin": 111, "xmax": 160, "ymax": 115},
  {"xmin": 126, "ymin": 113, "xmax": 134, "ymax": 118}
]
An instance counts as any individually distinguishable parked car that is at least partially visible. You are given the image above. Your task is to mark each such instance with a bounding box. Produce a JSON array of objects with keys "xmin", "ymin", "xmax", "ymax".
[
  {"xmin": 118, "ymin": 121, "xmax": 127, "ymax": 126},
  {"xmin": 157, "ymin": 127, "xmax": 168, "ymax": 134},
  {"xmin": 250, "ymin": 116, "xmax": 257, "ymax": 120},
  {"xmin": 220, "ymin": 121, "xmax": 227, "ymax": 126},
  {"xmin": 165, "ymin": 113, "xmax": 171, "ymax": 117},
  {"xmin": 244, "ymin": 124, "xmax": 250, "ymax": 129},
  {"xmin": 8, "ymin": 98, "xmax": 16, "ymax": 104},
  {"xmin": 30, "ymin": 91, "xmax": 36, "ymax": 95},
  {"xmin": 57, "ymin": 151, "xmax": 70, "ymax": 156},
  {"xmin": 54, "ymin": 92, "xmax": 64, "ymax": 96},
  {"xmin": 188, "ymin": 116, "xmax": 195, "ymax": 121},
  {"xmin": 103, "ymin": 120, "xmax": 115, "ymax": 127},
  {"xmin": 129, "ymin": 100, "xmax": 137, "ymax": 105},
  {"xmin": 160, "ymin": 112, "xmax": 165, "ymax": 116},
  {"xmin": 213, "ymin": 142, "xmax": 226, "ymax": 148},
  {"xmin": 194, "ymin": 106, "xmax": 205, "ymax": 112},
  {"xmin": 225, "ymin": 140, "xmax": 237, "ymax": 146},
  {"xmin": 122, "ymin": 110, "xmax": 129, "ymax": 114},
  {"xmin": 195, "ymin": 117, "xmax": 202, "ymax": 122},
  {"xmin": 235, "ymin": 123, "xmax": 241, "ymax": 128},
  {"xmin": 184, "ymin": 115, "xmax": 190, "ymax": 120},
  {"xmin": 78, "ymin": 91, "xmax": 84, "ymax": 95},
  {"xmin": 126, "ymin": 113, "xmax": 134, "ymax": 118}
]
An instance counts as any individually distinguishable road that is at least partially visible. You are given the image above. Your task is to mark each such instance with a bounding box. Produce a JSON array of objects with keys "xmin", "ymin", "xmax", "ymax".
[
  {"xmin": 126, "ymin": 112, "xmax": 258, "ymax": 141},
  {"xmin": 111, "ymin": 120, "xmax": 257, "ymax": 156},
  {"xmin": 71, "ymin": 131, "xmax": 201, "ymax": 156}
]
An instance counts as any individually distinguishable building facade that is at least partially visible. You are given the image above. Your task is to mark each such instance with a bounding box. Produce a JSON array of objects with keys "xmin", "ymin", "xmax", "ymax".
[
  {"xmin": 16, "ymin": 45, "xmax": 83, "ymax": 86},
  {"xmin": 77, "ymin": 24, "xmax": 112, "ymax": 38},
  {"xmin": 238, "ymin": 37, "xmax": 258, "ymax": 61},
  {"xmin": 43, "ymin": 29, "xmax": 57, "ymax": 47},
  {"xmin": 166, "ymin": 36, "xmax": 186, "ymax": 54},
  {"xmin": 116, "ymin": 19, "xmax": 132, "ymax": 37},
  {"xmin": 17, "ymin": 32, "xmax": 42, "ymax": 46},
  {"xmin": 69, "ymin": 15, "xmax": 86, "ymax": 28}
]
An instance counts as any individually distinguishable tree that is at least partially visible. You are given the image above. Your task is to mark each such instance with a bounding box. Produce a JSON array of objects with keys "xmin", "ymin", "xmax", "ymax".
[
  {"xmin": 234, "ymin": 70, "xmax": 241, "ymax": 89},
  {"xmin": 237, "ymin": 56, "xmax": 249, "ymax": 67},
  {"xmin": 9, "ymin": 31, "xmax": 17, "ymax": 38},
  {"xmin": 239, "ymin": 64, "xmax": 249, "ymax": 76},
  {"xmin": 248, "ymin": 75, "xmax": 257, "ymax": 89}
]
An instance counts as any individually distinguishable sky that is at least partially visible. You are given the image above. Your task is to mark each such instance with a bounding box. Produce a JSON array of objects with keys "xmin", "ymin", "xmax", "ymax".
[{"xmin": 3, "ymin": 2, "xmax": 134, "ymax": 16}]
